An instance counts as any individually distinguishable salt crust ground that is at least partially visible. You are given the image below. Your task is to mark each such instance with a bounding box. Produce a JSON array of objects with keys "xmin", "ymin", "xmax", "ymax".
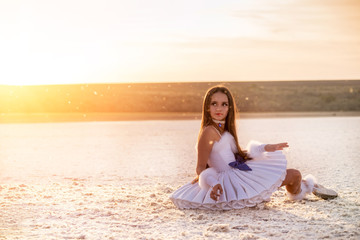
[
  {"xmin": 0, "ymin": 118, "xmax": 359, "ymax": 239},
  {"xmin": 1, "ymin": 176, "xmax": 359, "ymax": 240}
]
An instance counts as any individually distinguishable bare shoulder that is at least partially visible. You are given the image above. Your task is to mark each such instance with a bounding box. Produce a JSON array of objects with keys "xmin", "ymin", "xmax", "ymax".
[{"xmin": 200, "ymin": 126, "xmax": 221, "ymax": 142}]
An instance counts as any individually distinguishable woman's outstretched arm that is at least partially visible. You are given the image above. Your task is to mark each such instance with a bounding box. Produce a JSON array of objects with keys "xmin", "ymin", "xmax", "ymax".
[{"xmin": 265, "ymin": 142, "xmax": 289, "ymax": 152}]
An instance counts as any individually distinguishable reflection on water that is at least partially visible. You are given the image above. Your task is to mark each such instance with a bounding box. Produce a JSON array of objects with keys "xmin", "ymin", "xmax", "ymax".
[{"xmin": 0, "ymin": 117, "xmax": 359, "ymax": 190}]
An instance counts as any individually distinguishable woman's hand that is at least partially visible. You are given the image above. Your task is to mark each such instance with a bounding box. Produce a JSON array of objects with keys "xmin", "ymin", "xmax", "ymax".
[
  {"xmin": 191, "ymin": 175, "xmax": 199, "ymax": 184},
  {"xmin": 265, "ymin": 142, "xmax": 289, "ymax": 152},
  {"xmin": 210, "ymin": 184, "xmax": 223, "ymax": 201}
]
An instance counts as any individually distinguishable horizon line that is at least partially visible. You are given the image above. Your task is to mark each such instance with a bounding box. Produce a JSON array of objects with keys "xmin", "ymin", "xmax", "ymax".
[{"xmin": 1, "ymin": 79, "xmax": 360, "ymax": 87}]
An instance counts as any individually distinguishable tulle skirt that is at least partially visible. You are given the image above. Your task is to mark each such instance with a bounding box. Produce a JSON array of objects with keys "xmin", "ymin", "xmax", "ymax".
[{"xmin": 170, "ymin": 151, "xmax": 287, "ymax": 210}]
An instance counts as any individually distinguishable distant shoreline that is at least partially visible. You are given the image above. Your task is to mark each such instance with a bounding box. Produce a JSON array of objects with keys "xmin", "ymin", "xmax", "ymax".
[
  {"xmin": 1, "ymin": 80, "xmax": 360, "ymax": 114},
  {"xmin": 1, "ymin": 111, "xmax": 360, "ymax": 123}
]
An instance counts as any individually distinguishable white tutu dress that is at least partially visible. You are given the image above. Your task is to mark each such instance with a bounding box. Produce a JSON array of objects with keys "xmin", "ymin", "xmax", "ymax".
[{"xmin": 170, "ymin": 131, "xmax": 287, "ymax": 210}]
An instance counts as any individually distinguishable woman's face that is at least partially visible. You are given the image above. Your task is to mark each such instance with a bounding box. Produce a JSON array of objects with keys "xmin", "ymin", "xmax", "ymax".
[{"xmin": 209, "ymin": 91, "xmax": 229, "ymax": 121}]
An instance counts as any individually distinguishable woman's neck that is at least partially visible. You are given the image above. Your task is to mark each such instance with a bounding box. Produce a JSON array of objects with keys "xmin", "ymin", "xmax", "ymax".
[
  {"xmin": 212, "ymin": 119, "xmax": 225, "ymax": 125},
  {"xmin": 211, "ymin": 119, "xmax": 225, "ymax": 133}
]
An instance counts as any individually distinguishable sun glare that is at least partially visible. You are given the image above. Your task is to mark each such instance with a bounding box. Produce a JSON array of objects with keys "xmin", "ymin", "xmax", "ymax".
[
  {"xmin": 1, "ymin": 0, "xmax": 359, "ymax": 86},
  {"xmin": 0, "ymin": 44, "xmax": 148, "ymax": 86},
  {"xmin": 0, "ymin": 79, "xmax": 45, "ymax": 86}
]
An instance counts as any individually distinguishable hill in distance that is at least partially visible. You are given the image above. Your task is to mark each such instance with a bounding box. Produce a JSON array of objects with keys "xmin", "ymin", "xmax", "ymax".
[{"xmin": 0, "ymin": 80, "xmax": 359, "ymax": 122}]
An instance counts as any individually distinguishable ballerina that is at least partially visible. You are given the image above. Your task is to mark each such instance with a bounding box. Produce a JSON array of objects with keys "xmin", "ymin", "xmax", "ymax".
[{"xmin": 170, "ymin": 85, "xmax": 337, "ymax": 210}]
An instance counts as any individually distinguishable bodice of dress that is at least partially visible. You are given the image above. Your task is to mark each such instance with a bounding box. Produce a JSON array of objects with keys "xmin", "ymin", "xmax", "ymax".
[{"xmin": 208, "ymin": 132, "xmax": 238, "ymax": 172}]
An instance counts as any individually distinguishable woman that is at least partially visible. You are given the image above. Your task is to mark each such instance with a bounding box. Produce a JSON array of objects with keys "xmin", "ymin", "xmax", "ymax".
[{"xmin": 170, "ymin": 85, "xmax": 335, "ymax": 210}]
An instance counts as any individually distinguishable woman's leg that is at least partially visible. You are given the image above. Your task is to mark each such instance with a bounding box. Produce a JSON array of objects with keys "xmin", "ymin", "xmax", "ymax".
[{"xmin": 281, "ymin": 169, "xmax": 302, "ymax": 195}]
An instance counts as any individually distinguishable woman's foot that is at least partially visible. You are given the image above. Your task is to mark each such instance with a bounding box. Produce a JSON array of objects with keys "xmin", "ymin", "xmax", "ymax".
[
  {"xmin": 287, "ymin": 174, "xmax": 338, "ymax": 200},
  {"xmin": 287, "ymin": 174, "xmax": 315, "ymax": 200}
]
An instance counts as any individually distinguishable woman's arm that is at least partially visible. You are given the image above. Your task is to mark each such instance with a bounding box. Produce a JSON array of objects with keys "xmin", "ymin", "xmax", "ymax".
[
  {"xmin": 191, "ymin": 128, "xmax": 216, "ymax": 184},
  {"xmin": 247, "ymin": 141, "xmax": 289, "ymax": 158},
  {"xmin": 196, "ymin": 127, "xmax": 219, "ymax": 175},
  {"xmin": 195, "ymin": 127, "xmax": 224, "ymax": 201},
  {"xmin": 265, "ymin": 142, "xmax": 289, "ymax": 152}
]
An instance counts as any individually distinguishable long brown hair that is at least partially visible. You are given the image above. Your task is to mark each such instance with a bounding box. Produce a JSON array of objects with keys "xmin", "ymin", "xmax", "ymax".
[{"xmin": 199, "ymin": 85, "xmax": 249, "ymax": 159}]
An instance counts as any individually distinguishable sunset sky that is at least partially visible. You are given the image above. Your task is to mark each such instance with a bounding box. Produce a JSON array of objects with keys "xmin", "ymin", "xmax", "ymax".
[{"xmin": 1, "ymin": 0, "xmax": 359, "ymax": 85}]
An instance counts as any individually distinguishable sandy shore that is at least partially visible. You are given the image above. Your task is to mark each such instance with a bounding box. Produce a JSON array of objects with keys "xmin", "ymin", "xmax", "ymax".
[{"xmin": 0, "ymin": 118, "xmax": 359, "ymax": 239}]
